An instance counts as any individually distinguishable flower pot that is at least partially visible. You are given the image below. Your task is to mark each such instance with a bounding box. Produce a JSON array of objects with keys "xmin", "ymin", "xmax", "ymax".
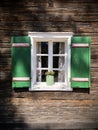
[{"xmin": 46, "ymin": 75, "xmax": 54, "ymax": 86}]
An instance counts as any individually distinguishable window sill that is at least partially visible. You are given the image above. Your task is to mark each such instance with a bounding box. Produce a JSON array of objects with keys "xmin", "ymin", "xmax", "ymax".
[{"xmin": 29, "ymin": 82, "xmax": 73, "ymax": 91}]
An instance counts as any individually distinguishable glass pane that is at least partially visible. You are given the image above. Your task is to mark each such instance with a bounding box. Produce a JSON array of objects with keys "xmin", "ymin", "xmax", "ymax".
[
  {"xmin": 53, "ymin": 56, "xmax": 65, "ymax": 69},
  {"xmin": 54, "ymin": 70, "xmax": 65, "ymax": 82},
  {"xmin": 42, "ymin": 56, "xmax": 48, "ymax": 68},
  {"xmin": 53, "ymin": 42, "xmax": 65, "ymax": 54},
  {"xmin": 42, "ymin": 70, "xmax": 47, "ymax": 82},
  {"xmin": 58, "ymin": 70, "xmax": 65, "ymax": 82},
  {"xmin": 37, "ymin": 56, "xmax": 48, "ymax": 68},
  {"xmin": 54, "ymin": 70, "xmax": 58, "ymax": 82},
  {"xmin": 53, "ymin": 57, "xmax": 59, "ymax": 68},
  {"xmin": 37, "ymin": 56, "xmax": 41, "ymax": 68},
  {"xmin": 37, "ymin": 70, "xmax": 47, "ymax": 82},
  {"xmin": 53, "ymin": 42, "xmax": 59, "ymax": 54},
  {"xmin": 37, "ymin": 42, "xmax": 48, "ymax": 54}
]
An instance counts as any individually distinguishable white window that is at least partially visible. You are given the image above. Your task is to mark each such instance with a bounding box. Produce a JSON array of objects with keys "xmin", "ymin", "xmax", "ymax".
[{"xmin": 28, "ymin": 32, "xmax": 73, "ymax": 91}]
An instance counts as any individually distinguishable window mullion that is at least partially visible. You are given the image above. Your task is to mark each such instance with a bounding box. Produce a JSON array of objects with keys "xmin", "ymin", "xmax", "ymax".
[{"xmin": 48, "ymin": 41, "xmax": 53, "ymax": 71}]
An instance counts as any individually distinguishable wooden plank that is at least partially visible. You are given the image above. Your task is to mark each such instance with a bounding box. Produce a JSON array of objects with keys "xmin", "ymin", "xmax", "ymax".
[
  {"xmin": 0, "ymin": 30, "xmax": 97, "ymax": 36},
  {"xmin": 1, "ymin": 12, "xmax": 98, "ymax": 22},
  {"xmin": 54, "ymin": 0, "xmax": 98, "ymax": 3},
  {"xmin": 1, "ymin": 13, "xmax": 98, "ymax": 22},
  {"xmin": 54, "ymin": 2, "xmax": 98, "ymax": 8},
  {"xmin": 0, "ymin": 25, "xmax": 97, "ymax": 33},
  {"xmin": 1, "ymin": 7, "xmax": 98, "ymax": 18},
  {"xmin": 0, "ymin": 98, "xmax": 98, "ymax": 106},
  {"xmin": 91, "ymin": 68, "xmax": 98, "ymax": 77},
  {"xmin": 0, "ymin": 0, "xmax": 98, "ymax": 3},
  {"xmin": 0, "ymin": 21, "xmax": 98, "ymax": 33},
  {"xmin": 0, "ymin": 48, "xmax": 11, "ymax": 54},
  {"xmin": 91, "ymin": 59, "xmax": 98, "ymax": 68}
]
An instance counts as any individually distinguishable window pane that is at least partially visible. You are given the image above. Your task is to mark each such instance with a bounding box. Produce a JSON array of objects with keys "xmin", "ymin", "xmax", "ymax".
[
  {"xmin": 53, "ymin": 42, "xmax": 59, "ymax": 54},
  {"xmin": 42, "ymin": 70, "xmax": 47, "ymax": 82},
  {"xmin": 58, "ymin": 70, "xmax": 65, "ymax": 82},
  {"xmin": 53, "ymin": 42, "xmax": 65, "ymax": 54},
  {"xmin": 53, "ymin": 56, "xmax": 65, "ymax": 69},
  {"xmin": 36, "ymin": 70, "xmax": 47, "ymax": 82},
  {"xmin": 53, "ymin": 57, "xmax": 59, "ymax": 68},
  {"xmin": 54, "ymin": 70, "xmax": 65, "ymax": 82},
  {"xmin": 42, "ymin": 56, "xmax": 48, "ymax": 67},
  {"xmin": 37, "ymin": 56, "xmax": 41, "ymax": 68},
  {"xmin": 37, "ymin": 56, "xmax": 48, "ymax": 68},
  {"xmin": 37, "ymin": 42, "xmax": 48, "ymax": 54},
  {"xmin": 54, "ymin": 70, "xmax": 58, "ymax": 82}
]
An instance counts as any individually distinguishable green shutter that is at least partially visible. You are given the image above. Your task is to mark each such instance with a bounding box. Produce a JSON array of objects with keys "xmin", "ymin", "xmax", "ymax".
[
  {"xmin": 11, "ymin": 36, "xmax": 31, "ymax": 88},
  {"xmin": 71, "ymin": 36, "xmax": 91, "ymax": 88}
]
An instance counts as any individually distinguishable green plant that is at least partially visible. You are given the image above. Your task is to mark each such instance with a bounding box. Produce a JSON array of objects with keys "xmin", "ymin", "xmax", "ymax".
[{"xmin": 45, "ymin": 71, "xmax": 55, "ymax": 76}]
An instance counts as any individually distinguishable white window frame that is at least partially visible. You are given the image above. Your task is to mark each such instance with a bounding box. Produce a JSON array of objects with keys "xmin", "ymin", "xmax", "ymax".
[{"xmin": 28, "ymin": 32, "xmax": 73, "ymax": 91}]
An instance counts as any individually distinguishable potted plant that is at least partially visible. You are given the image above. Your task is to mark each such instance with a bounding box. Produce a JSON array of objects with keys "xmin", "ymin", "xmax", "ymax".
[{"xmin": 45, "ymin": 71, "xmax": 55, "ymax": 86}]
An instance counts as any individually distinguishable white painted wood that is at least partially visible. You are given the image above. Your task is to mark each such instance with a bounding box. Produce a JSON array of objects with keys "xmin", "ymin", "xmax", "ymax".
[
  {"xmin": 52, "ymin": 54, "xmax": 67, "ymax": 56},
  {"xmin": 37, "ymin": 43, "xmax": 42, "ymax": 82},
  {"xmin": 31, "ymin": 37, "xmax": 37, "ymax": 86},
  {"xmin": 36, "ymin": 54, "xmax": 48, "ymax": 56},
  {"xmin": 37, "ymin": 68, "xmax": 48, "ymax": 70},
  {"xmin": 49, "ymin": 41, "xmax": 53, "ymax": 71},
  {"xmin": 37, "ymin": 68, "xmax": 65, "ymax": 71},
  {"xmin": 12, "ymin": 43, "xmax": 30, "ymax": 47},
  {"xmin": 13, "ymin": 77, "xmax": 30, "ymax": 81},
  {"xmin": 64, "ymin": 40, "xmax": 68, "ymax": 86},
  {"xmin": 30, "ymin": 37, "xmax": 34, "ymax": 87},
  {"xmin": 29, "ymin": 82, "xmax": 73, "ymax": 91},
  {"xmin": 72, "ymin": 43, "xmax": 89, "ymax": 48},
  {"xmin": 29, "ymin": 32, "xmax": 73, "ymax": 91},
  {"xmin": 28, "ymin": 32, "xmax": 73, "ymax": 38},
  {"xmin": 72, "ymin": 78, "xmax": 89, "ymax": 82},
  {"xmin": 68, "ymin": 37, "xmax": 72, "ymax": 90}
]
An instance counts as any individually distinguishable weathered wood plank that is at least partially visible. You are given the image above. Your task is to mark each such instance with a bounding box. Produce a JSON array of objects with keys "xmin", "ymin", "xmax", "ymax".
[
  {"xmin": 54, "ymin": 0, "xmax": 98, "ymax": 3},
  {"xmin": 0, "ymin": 30, "xmax": 98, "ymax": 36},
  {"xmin": 1, "ymin": 98, "xmax": 97, "ymax": 106},
  {"xmin": 0, "ymin": 22, "xmax": 98, "ymax": 32},
  {"xmin": 1, "ymin": 13, "xmax": 98, "ymax": 22},
  {"xmin": 0, "ymin": 98, "xmax": 97, "ymax": 129},
  {"xmin": 0, "ymin": 48, "xmax": 11, "ymax": 55},
  {"xmin": 0, "ymin": 27, "xmax": 97, "ymax": 33}
]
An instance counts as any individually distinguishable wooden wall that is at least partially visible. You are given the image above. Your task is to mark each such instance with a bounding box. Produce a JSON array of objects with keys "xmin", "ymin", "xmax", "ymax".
[{"xmin": 0, "ymin": 0, "xmax": 98, "ymax": 129}]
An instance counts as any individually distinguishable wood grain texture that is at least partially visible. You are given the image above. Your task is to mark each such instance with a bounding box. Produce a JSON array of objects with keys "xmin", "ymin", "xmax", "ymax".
[{"xmin": 0, "ymin": 0, "xmax": 98, "ymax": 129}]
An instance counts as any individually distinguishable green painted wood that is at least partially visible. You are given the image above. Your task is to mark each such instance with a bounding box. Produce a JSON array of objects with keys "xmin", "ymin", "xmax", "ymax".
[
  {"xmin": 11, "ymin": 36, "xmax": 31, "ymax": 88},
  {"xmin": 71, "ymin": 36, "xmax": 91, "ymax": 88}
]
